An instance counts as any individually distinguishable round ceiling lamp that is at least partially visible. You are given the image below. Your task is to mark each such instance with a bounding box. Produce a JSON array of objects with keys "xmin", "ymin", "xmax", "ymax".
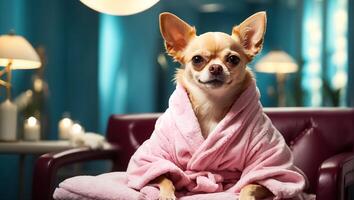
[{"xmin": 80, "ymin": 0, "xmax": 160, "ymax": 16}]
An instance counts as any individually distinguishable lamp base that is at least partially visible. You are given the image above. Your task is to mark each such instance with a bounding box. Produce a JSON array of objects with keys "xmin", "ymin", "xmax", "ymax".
[
  {"xmin": 0, "ymin": 61, "xmax": 12, "ymax": 100},
  {"xmin": 276, "ymin": 73, "xmax": 287, "ymax": 107}
]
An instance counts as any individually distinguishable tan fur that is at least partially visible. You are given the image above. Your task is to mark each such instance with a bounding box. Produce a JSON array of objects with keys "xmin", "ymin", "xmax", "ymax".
[
  {"xmin": 164, "ymin": 27, "xmax": 196, "ymax": 62},
  {"xmin": 158, "ymin": 12, "xmax": 270, "ymax": 200},
  {"xmin": 240, "ymin": 184, "xmax": 273, "ymax": 200},
  {"xmin": 159, "ymin": 13, "xmax": 197, "ymax": 63},
  {"xmin": 173, "ymin": 31, "xmax": 254, "ymax": 137},
  {"xmin": 175, "ymin": 68, "xmax": 253, "ymax": 137},
  {"xmin": 232, "ymin": 12, "xmax": 267, "ymax": 60},
  {"xmin": 154, "ymin": 176, "xmax": 176, "ymax": 200}
]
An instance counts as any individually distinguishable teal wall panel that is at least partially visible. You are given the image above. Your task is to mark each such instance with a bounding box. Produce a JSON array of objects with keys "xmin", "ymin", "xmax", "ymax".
[{"xmin": 98, "ymin": 5, "xmax": 162, "ymax": 132}]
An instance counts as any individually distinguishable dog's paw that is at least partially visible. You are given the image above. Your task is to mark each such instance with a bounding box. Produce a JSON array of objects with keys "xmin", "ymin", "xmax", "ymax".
[
  {"xmin": 158, "ymin": 191, "xmax": 176, "ymax": 200},
  {"xmin": 239, "ymin": 184, "xmax": 272, "ymax": 200},
  {"xmin": 157, "ymin": 176, "xmax": 176, "ymax": 200},
  {"xmin": 159, "ymin": 189, "xmax": 176, "ymax": 200}
]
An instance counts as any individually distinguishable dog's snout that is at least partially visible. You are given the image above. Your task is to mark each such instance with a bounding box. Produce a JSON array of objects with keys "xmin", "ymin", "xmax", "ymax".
[{"xmin": 209, "ymin": 64, "xmax": 223, "ymax": 76}]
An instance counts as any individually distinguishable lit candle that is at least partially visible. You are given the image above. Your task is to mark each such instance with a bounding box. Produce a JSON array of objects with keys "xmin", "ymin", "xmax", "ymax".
[
  {"xmin": 70, "ymin": 123, "xmax": 85, "ymax": 137},
  {"xmin": 0, "ymin": 99, "xmax": 18, "ymax": 141},
  {"xmin": 69, "ymin": 123, "xmax": 85, "ymax": 145},
  {"xmin": 24, "ymin": 116, "xmax": 40, "ymax": 141},
  {"xmin": 58, "ymin": 117, "xmax": 73, "ymax": 139}
]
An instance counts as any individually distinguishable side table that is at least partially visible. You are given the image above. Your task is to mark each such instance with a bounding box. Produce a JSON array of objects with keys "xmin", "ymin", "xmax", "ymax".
[{"xmin": 0, "ymin": 140, "xmax": 74, "ymax": 200}]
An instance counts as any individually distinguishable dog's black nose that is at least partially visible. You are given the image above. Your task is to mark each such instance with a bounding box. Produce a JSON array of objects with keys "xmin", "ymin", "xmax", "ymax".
[{"xmin": 209, "ymin": 64, "xmax": 223, "ymax": 76}]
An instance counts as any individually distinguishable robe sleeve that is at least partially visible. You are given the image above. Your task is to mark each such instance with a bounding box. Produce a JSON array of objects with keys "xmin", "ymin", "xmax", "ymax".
[
  {"xmin": 237, "ymin": 116, "xmax": 306, "ymax": 199},
  {"xmin": 126, "ymin": 112, "xmax": 189, "ymax": 190}
]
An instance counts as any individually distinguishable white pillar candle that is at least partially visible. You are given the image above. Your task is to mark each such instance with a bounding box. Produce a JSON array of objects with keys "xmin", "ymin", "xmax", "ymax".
[
  {"xmin": 24, "ymin": 116, "xmax": 40, "ymax": 141},
  {"xmin": 58, "ymin": 117, "xmax": 73, "ymax": 139},
  {"xmin": 0, "ymin": 100, "xmax": 18, "ymax": 141},
  {"xmin": 70, "ymin": 123, "xmax": 85, "ymax": 138},
  {"xmin": 69, "ymin": 123, "xmax": 85, "ymax": 146}
]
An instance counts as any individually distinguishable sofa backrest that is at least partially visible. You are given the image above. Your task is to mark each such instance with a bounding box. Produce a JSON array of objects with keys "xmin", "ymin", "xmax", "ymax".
[
  {"xmin": 265, "ymin": 108, "xmax": 354, "ymax": 192},
  {"xmin": 106, "ymin": 108, "xmax": 354, "ymax": 193}
]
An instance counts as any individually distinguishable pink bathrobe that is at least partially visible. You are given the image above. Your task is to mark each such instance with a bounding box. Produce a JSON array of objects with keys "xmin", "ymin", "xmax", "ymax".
[
  {"xmin": 54, "ymin": 81, "xmax": 311, "ymax": 200},
  {"xmin": 127, "ymin": 81, "xmax": 306, "ymax": 199}
]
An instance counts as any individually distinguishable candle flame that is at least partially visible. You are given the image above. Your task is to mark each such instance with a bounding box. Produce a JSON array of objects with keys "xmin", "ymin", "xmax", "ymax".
[{"xmin": 28, "ymin": 117, "xmax": 37, "ymax": 126}]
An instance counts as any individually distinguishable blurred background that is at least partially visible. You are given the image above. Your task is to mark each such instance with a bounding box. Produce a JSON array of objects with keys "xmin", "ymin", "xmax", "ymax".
[{"xmin": 0, "ymin": 0, "xmax": 353, "ymax": 199}]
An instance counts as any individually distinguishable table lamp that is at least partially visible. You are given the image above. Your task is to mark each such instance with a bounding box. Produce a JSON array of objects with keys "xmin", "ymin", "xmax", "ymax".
[
  {"xmin": 0, "ymin": 33, "xmax": 41, "ymax": 141},
  {"xmin": 80, "ymin": 0, "xmax": 160, "ymax": 16},
  {"xmin": 255, "ymin": 50, "xmax": 298, "ymax": 107}
]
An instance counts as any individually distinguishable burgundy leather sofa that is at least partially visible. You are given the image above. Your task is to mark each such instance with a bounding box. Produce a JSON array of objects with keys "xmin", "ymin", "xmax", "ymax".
[{"xmin": 32, "ymin": 108, "xmax": 354, "ymax": 200}]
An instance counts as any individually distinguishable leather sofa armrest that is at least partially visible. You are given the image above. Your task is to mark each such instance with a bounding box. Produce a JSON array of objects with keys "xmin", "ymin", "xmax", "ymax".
[
  {"xmin": 316, "ymin": 152, "xmax": 354, "ymax": 200},
  {"xmin": 32, "ymin": 144, "xmax": 120, "ymax": 200}
]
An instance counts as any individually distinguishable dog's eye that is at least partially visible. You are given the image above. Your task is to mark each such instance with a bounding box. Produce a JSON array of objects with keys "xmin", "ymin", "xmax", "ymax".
[
  {"xmin": 226, "ymin": 55, "xmax": 240, "ymax": 66},
  {"xmin": 192, "ymin": 55, "xmax": 204, "ymax": 65}
]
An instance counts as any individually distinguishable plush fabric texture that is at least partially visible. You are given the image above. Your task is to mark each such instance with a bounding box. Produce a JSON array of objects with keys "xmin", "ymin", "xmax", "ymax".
[
  {"xmin": 53, "ymin": 172, "xmax": 144, "ymax": 200},
  {"xmin": 54, "ymin": 80, "xmax": 311, "ymax": 200}
]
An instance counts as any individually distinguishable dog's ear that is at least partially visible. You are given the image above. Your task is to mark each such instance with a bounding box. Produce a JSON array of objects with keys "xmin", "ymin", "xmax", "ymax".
[
  {"xmin": 232, "ymin": 12, "xmax": 267, "ymax": 60},
  {"xmin": 159, "ymin": 12, "xmax": 196, "ymax": 62}
]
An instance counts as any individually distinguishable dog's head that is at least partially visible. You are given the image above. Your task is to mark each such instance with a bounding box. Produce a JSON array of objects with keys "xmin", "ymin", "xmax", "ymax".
[{"xmin": 159, "ymin": 12, "xmax": 266, "ymax": 97}]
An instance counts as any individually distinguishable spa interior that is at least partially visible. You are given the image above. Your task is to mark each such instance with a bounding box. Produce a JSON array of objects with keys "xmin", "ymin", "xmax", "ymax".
[{"xmin": 0, "ymin": 0, "xmax": 353, "ymax": 199}]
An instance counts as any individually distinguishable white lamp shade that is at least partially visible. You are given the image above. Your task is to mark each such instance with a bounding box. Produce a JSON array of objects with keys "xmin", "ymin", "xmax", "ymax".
[
  {"xmin": 256, "ymin": 50, "xmax": 298, "ymax": 74},
  {"xmin": 0, "ymin": 34, "xmax": 41, "ymax": 70},
  {"xmin": 80, "ymin": 0, "xmax": 160, "ymax": 16}
]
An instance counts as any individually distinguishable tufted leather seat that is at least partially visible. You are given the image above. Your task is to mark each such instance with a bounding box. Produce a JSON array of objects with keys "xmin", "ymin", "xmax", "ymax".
[{"xmin": 33, "ymin": 108, "xmax": 354, "ymax": 200}]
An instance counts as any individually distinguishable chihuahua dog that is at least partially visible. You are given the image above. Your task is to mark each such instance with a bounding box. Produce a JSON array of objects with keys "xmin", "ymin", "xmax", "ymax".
[{"xmin": 156, "ymin": 12, "xmax": 272, "ymax": 200}]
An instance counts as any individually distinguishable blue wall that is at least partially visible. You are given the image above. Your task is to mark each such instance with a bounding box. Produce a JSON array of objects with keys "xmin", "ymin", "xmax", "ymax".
[
  {"xmin": 24, "ymin": 0, "xmax": 99, "ymax": 137},
  {"xmin": 98, "ymin": 5, "xmax": 162, "ymax": 132}
]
